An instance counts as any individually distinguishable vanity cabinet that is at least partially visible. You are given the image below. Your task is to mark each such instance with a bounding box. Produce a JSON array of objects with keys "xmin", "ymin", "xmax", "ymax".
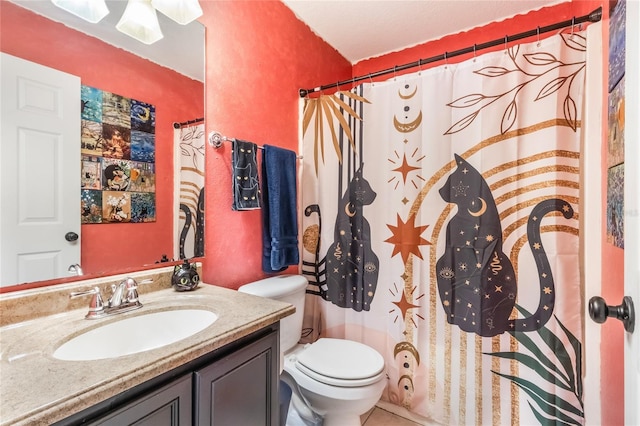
[
  {"xmin": 195, "ymin": 331, "xmax": 277, "ymax": 425},
  {"xmin": 89, "ymin": 374, "xmax": 192, "ymax": 425},
  {"xmin": 56, "ymin": 325, "xmax": 279, "ymax": 426}
]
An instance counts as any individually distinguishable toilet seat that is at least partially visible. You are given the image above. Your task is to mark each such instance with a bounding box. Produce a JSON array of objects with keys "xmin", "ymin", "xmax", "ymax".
[{"xmin": 293, "ymin": 338, "xmax": 384, "ymax": 387}]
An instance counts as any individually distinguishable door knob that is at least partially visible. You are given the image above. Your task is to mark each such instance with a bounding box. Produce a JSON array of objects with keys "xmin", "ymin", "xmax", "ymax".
[
  {"xmin": 588, "ymin": 296, "xmax": 635, "ymax": 333},
  {"xmin": 65, "ymin": 232, "xmax": 79, "ymax": 242}
]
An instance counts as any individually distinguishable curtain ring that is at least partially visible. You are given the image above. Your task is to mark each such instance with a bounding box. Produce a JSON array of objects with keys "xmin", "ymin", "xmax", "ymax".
[
  {"xmin": 571, "ymin": 16, "xmax": 575, "ymax": 38},
  {"xmin": 443, "ymin": 51, "xmax": 448, "ymax": 69},
  {"xmin": 473, "ymin": 44, "xmax": 477, "ymax": 62},
  {"xmin": 336, "ymin": 81, "xmax": 341, "ymax": 92},
  {"xmin": 417, "ymin": 59, "xmax": 422, "ymax": 75},
  {"xmin": 368, "ymin": 73, "xmax": 374, "ymax": 86},
  {"xmin": 504, "ymin": 35, "xmax": 508, "ymax": 54},
  {"xmin": 536, "ymin": 26, "xmax": 541, "ymax": 47},
  {"xmin": 393, "ymin": 65, "xmax": 398, "ymax": 81}
]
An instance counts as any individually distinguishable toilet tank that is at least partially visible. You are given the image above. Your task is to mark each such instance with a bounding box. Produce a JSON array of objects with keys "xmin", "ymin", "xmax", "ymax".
[{"xmin": 238, "ymin": 275, "xmax": 307, "ymax": 353}]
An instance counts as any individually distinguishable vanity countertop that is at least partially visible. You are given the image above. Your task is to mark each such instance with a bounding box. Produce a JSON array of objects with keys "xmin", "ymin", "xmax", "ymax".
[{"xmin": 0, "ymin": 283, "xmax": 294, "ymax": 426}]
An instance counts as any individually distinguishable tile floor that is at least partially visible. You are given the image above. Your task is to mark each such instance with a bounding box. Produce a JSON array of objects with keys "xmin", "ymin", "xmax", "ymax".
[
  {"xmin": 286, "ymin": 403, "xmax": 428, "ymax": 426},
  {"xmin": 361, "ymin": 407, "xmax": 423, "ymax": 425}
]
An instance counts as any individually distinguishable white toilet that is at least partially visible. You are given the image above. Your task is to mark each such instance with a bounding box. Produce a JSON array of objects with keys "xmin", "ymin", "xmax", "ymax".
[{"xmin": 238, "ymin": 275, "xmax": 386, "ymax": 426}]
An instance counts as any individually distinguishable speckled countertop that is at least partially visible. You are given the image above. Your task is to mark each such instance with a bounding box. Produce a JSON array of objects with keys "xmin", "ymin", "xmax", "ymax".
[{"xmin": 0, "ymin": 267, "xmax": 294, "ymax": 426}]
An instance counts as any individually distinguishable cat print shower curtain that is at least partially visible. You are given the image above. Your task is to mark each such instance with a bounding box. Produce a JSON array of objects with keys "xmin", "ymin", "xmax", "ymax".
[
  {"xmin": 176, "ymin": 123, "xmax": 205, "ymax": 260},
  {"xmin": 301, "ymin": 31, "xmax": 591, "ymax": 425}
]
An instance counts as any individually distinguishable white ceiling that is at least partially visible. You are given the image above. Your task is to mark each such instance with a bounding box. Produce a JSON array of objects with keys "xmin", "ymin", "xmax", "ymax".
[{"xmin": 282, "ymin": 0, "xmax": 565, "ymax": 63}]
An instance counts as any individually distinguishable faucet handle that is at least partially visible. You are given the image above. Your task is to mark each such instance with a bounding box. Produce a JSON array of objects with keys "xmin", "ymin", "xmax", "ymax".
[
  {"xmin": 126, "ymin": 278, "xmax": 154, "ymax": 303},
  {"xmin": 70, "ymin": 287, "xmax": 105, "ymax": 319},
  {"xmin": 124, "ymin": 278, "xmax": 140, "ymax": 303}
]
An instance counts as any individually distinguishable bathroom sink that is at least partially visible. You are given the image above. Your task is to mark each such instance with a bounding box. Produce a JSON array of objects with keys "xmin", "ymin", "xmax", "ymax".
[{"xmin": 53, "ymin": 309, "xmax": 218, "ymax": 361}]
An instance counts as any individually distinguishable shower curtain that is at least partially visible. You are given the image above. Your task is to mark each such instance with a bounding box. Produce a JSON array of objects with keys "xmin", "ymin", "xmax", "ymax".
[
  {"xmin": 176, "ymin": 123, "xmax": 205, "ymax": 259},
  {"xmin": 301, "ymin": 30, "xmax": 592, "ymax": 425}
]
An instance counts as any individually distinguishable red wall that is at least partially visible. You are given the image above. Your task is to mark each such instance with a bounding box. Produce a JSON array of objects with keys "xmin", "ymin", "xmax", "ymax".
[
  {"xmin": 1, "ymin": 2, "xmax": 204, "ymax": 276},
  {"xmin": 199, "ymin": 0, "xmax": 351, "ymax": 288}
]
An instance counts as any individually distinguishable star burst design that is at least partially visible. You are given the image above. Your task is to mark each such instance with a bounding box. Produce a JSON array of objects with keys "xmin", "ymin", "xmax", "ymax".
[
  {"xmin": 385, "ymin": 214, "xmax": 432, "ymax": 263},
  {"xmin": 389, "ymin": 282, "xmax": 425, "ymax": 328},
  {"xmin": 387, "ymin": 149, "xmax": 425, "ymax": 190}
]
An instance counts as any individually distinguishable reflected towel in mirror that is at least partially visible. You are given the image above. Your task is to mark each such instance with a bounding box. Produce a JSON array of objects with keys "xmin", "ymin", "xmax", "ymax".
[{"xmin": 231, "ymin": 139, "xmax": 261, "ymax": 210}]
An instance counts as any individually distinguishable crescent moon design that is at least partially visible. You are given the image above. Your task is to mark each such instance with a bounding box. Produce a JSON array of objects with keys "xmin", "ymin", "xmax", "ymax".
[
  {"xmin": 393, "ymin": 341, "xmax": 421, "ymax": 365},
  {"xmin": 468, "ymin": 197, "xmax": 487, "ymax": 217},
  {"xmin": 393, "ymin": 111, "xmax": 423, "ymax": 133},
  {"xmin": 345, "ymin": 203, "xmax": 356, "ymax": 217},
  {"xmin": 398, "ymin": 86, "xmax": 417, "ymax": 99},
  {"xmin": 398, "ymin": 375, "xmax": 414, "ymax": 391}
]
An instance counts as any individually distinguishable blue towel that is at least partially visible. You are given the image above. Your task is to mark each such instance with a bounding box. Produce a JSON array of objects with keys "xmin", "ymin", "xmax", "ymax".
[
  {"xmin": 231, "ymin": 139, "xmax": 261, "ymax": 210},
  {"xmin": 261, "ymin": 145, "xmax": 299, "ymax": 273}
]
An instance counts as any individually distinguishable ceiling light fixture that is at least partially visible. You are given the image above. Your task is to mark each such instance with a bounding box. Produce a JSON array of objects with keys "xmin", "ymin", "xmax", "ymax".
[
  {"xmin": 51, "ymin": 0, "xmax": 109, "ymax": 23},
  {"xmin": 116, "ymin": 0, "xmax": 164, "ymax": 45},
  {"xmin": 151, "ymin": 0, "xmax": 203, "ymax": 25}
]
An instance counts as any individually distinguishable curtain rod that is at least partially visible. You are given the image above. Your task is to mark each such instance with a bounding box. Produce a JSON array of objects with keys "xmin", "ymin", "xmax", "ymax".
[
  {"xmin": 173, "ymin": 117, "xmax": 204, "ymax": 128},
  {"xmin": 298, "ymin": 7, "xmax": 602, "ymax": 98}
]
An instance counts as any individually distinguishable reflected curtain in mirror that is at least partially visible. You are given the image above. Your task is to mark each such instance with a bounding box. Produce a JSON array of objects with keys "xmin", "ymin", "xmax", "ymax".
[{"xmin": 176, "ymin": 123, "xmax": 205, "ymax": 259}]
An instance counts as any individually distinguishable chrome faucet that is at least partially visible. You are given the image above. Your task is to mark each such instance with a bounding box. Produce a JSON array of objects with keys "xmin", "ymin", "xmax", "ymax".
[
  {"xmin": 71, "ymin": 278, "xmax": 151, "ymax": 319},
  {"xmin": 67, "ymin": 264, "xmax": 83, "ymax": 276}
]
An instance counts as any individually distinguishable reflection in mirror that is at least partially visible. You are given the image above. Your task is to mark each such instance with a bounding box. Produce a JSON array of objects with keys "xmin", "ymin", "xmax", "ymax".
[{"xmin": 0, "ymin": 1, "xmax": 205, "ymax": 290}]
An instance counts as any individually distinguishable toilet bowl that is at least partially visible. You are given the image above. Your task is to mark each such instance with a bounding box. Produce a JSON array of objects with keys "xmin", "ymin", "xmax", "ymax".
[
  {"xmin": 282, "ymin": 339, "xmax": 386, "ymax": 426},
  {"xmin": 238, "ymin": 275, "xmax": 386, "ymax": 426}
]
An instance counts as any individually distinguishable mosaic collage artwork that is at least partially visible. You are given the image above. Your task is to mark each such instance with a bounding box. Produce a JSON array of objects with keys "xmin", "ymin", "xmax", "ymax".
[
  {"xmin": 607, "ymin": 0, "xmax": 625, "ymax": 248},
  {"xmin": 80, "ymin": 85, "xmax": 156, "ymax": 224}
]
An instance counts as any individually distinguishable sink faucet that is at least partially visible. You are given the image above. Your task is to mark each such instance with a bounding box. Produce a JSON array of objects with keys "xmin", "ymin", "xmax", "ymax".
[
  {"xmin": 71, "ymin": 278, "xmax": 151, "ymax": 319},
  {"xmin": 67, "ymin": 264, "xmax": 83, "ymax": 276}
]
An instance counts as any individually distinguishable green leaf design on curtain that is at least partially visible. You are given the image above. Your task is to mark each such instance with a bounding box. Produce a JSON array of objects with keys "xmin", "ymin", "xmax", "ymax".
[
  {"xmin": 528, "ymin": 402, "xmax": 577, "ymax": 426},
  {"xmin": 492, "ymin": 371, "xmax": 584, "ymax": 420},
  {"xmin": 485, "ymin": 305, "xmax": 584, "ymax": 425}
]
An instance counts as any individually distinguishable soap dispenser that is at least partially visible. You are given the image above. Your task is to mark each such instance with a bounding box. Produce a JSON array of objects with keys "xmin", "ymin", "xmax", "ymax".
[{"xmin": 172, "ymin": 259, "xmax": 200, "ymax": 291}]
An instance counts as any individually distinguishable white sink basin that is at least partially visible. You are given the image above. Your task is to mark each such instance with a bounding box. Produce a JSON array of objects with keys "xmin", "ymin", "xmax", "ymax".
[{"xmin": 53, "ymin": 309, "xmax": 218, "ymax": 361}]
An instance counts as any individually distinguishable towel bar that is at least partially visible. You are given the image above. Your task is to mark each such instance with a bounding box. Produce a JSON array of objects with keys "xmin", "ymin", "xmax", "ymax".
[{"xmin": 208, "ymin": 131, "xmax": 303, "ymax": 159}]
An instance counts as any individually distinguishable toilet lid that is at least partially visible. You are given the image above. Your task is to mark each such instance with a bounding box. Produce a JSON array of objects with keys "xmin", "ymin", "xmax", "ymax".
[{"xmin": 295, "ymin": 338, "xmax": 384, "ymax": 387}]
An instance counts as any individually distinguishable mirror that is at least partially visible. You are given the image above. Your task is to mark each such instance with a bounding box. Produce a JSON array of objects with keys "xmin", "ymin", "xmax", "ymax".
[{"xmin": 0, "ymin": 1, "xmax": 205, "ymax": 290}]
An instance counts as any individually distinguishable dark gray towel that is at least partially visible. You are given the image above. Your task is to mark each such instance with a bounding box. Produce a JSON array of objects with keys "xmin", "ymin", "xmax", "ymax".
[
  {"xmin": 231, "ymin": 139, "xmax": 260, "ymax": 210},
  {"xmin": 261, "ymin": 145, "xmax": 299, "ymax": 272}
]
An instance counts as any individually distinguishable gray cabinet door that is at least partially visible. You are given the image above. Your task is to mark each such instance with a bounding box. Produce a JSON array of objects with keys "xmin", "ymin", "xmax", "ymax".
[
  {"xmin": 195, "ymin": 332, "xmax": 278, "ymax": 426},
  {"xmin": 89, "ymin": 374, "xmax": 192, "ymax": 426}
]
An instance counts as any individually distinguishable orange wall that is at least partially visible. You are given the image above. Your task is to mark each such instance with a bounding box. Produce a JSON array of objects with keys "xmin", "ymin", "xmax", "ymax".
[
  {"xmin": 199, "ymin": 0, "xmax": 351, "ymax": 288},
  {"xmin": 0, "ymin": 2, "xmax": 204, "ymax": 276}
]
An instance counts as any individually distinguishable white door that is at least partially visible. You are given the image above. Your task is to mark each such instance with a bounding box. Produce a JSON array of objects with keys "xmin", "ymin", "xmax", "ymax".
[
  {"xmin": 0, "ymin": 53, "xmax": 81, "ymax": 287},
  {"xmin": 624, "ymin": 2, "xmax": 639, "ymax": 422}
]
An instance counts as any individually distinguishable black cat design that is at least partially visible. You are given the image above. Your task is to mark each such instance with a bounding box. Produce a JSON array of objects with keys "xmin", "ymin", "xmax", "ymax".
[
  {"xmin": 436, "ymin": 154, "xmax": 574, "ymax": 336},
  {"xmin": 304, "ymin": 165, "xmax": 379, "ymax": 312},
  {"xmin": 179, "ymin": 188, "xmax": 205, "ymax": 259}
]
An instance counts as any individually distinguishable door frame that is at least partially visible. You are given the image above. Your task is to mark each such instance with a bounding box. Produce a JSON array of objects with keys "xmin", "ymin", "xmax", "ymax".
[{"xmin": 581, "ymin": 20, "xmax": 603, "ymax": 424}]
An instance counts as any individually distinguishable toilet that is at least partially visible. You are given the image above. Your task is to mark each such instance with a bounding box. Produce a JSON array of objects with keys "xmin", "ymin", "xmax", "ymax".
[{"xmin": 238, "ymin": 275, "xmax": 386, "ymax": 426}]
